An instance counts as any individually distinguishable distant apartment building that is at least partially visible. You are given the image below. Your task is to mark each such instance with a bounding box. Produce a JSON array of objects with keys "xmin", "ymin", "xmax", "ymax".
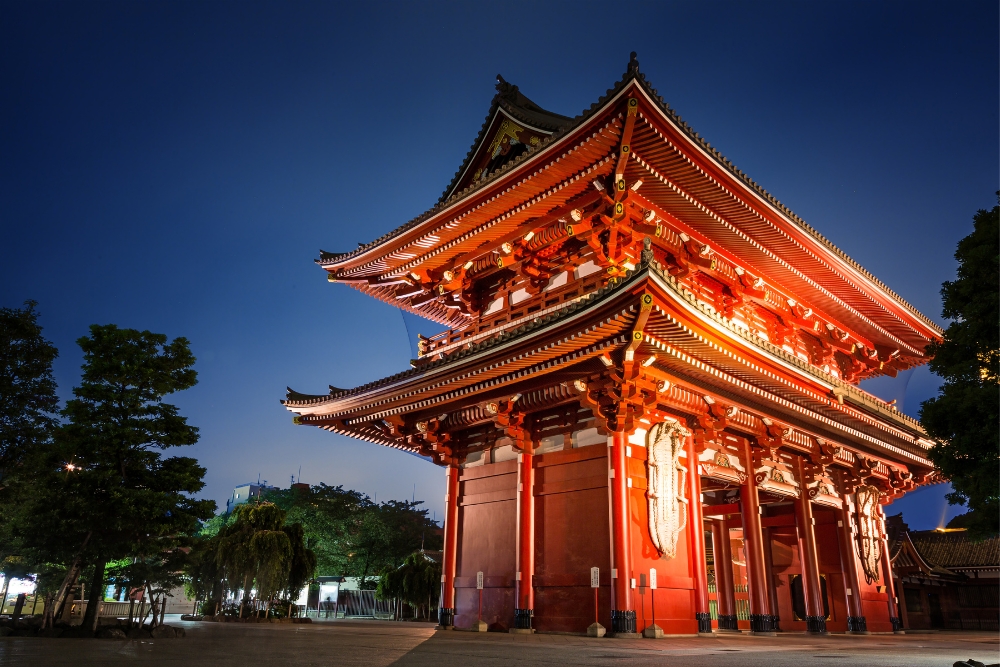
[{"xmin": 225, "ymin": 482, "xmax": 278, "ymax": 513}]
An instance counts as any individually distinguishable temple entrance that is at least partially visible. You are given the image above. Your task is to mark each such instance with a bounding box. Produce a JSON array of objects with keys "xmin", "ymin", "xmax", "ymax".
[{"xmin": 790, "ymin": 574, "xmax": 829, "ymax": 622}]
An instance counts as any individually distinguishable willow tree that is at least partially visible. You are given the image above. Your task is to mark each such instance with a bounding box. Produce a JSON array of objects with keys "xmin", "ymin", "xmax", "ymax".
[
  {"xmin": 215, "ymin": 501, "xmax": 314, "ymax": 617},
  {"xmin": 376, "ymin": 552, "xmax": 441, "ymax": 620}
]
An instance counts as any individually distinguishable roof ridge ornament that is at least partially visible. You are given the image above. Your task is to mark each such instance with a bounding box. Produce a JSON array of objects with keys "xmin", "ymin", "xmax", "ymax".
[
  {"xmin": 628, "ymin": 51, "xmax": 640, "ymax": 74},
  {"xmin": 495, "ymin": 74, "xmax": 519, "ymax": 101}
]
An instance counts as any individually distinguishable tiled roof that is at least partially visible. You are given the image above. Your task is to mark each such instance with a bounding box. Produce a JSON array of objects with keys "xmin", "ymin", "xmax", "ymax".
[
  {"xmin": 287, "ymin": 253, "xmax": 929, "ymax": 449},
  {"xmin": 283, "ymin": 258, "xmax": 642, "ymax": 407},
  {"xmin": 315, "ymin": 53, "xmax": 939, "ymax": 336},
  {"xmin": 909, "ymin": 529, "xmax": 1000, "ymax": 569}
]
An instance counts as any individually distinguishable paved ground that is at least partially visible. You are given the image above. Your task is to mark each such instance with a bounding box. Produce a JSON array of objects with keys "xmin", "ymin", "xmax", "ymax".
[{"xmin": 0, "ymin": 616, "xmax": 997, "ymax": 667}]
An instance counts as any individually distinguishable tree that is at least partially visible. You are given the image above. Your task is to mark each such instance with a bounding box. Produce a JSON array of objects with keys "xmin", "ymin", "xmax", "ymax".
[
  {"xmin": 23, "ymin": 324, "xmax": 215, "ymax": 630},
  {"xmin": 0, "ymin": 300, "xmax": 59, "ymax": 493},
  {"xmin": 265, "ymin": 485, "xmax": 441, "ymax": 584},
  {"xmin": 920, "ymin": 195, "xmax": 1000, "ymax": 539},
  {"xmin": 376, "ymin": 551, "xmax": 441, "ymax": 620},
  {"xmin": 207, "ymin": 501, "xmax": 315, "ymax": 618}
]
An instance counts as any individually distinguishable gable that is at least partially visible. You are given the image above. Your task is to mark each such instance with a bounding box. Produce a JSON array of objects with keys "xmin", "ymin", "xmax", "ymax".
[{"xmin": 441, "ymin": 75, "xmax": 573, "ymax": 202}]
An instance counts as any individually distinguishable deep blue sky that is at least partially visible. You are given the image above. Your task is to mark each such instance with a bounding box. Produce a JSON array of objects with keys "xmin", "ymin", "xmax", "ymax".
[{"xmin": 2, "ymin": 1, "xmax": 996, "ymax": 530}]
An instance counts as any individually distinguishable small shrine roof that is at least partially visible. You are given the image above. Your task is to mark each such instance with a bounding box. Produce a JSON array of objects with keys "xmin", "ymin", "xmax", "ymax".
[
  {"xmin": 909, "ymin": 529, "xmax": 1000, "ymax": 570},
  {"xmin": 889, "ymin": 513, "xmax": 1000, "ymax": 578}
]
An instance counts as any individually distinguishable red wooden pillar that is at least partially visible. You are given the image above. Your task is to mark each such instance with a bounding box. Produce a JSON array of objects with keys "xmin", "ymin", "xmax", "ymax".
[
  {"xmin": 794, "ymin": 457, "xmax": 826, "ymax": 633},
  {"xmin": 609, "ymin": 430, "xmax": 636, "ymax": 635},
  {"xmin": 739, "ymin": 439, "xmax": 775, "ymax": 634},
  {"xmin": 685, "ymin": 435, "xmax": 711, "ymax": 634},
  {"xmin": 439, "ymin": 464, "xmax": 459, "ymax": 627},
  {"xmin": 877, "ymin": 504, "xmax": 904, "ymax": 633},
  {"xmin": 711, "ymin": 517, "xmax": 738, "ymax": 631},
  {"xmin": 513, "ymin": 447, "xmax": 534, "ymax": 631},
  {"xmin": 761, "ymin": 525, "xmax": 780, "ymax": 630},
  {"xmin": 835, "ymin": 498, "xmax": 867, "ymax": 633}
]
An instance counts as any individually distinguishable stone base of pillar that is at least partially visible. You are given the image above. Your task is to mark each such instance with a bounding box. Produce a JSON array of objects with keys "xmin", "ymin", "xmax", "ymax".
[
  {"xmin": 846, "ymin": 615, "xmax": 868, "ymax": 634},
  {"xmin": 695, "ymin": 612, "xmax": 712, "ymax": 634},
  {"xmin": 610, "ymin": 610, "xmax": 639, "ymax": 637},
  {"xmin": 890, "ymin": 616, "xmax": 905, "ymax": 634},
  {"xmin": 472, "ymin": 619, "xmax": 488, "ymax": 632},
  {"xmin": 805, "ymin": 616, "xmax": 827, "ymax": 634},
  {"xmin": 513, "ymin": 608, "xmax": 533, "ymax": 630},
  {"xmin": 587, "ymin": 622, "xmax": 606, "ymax": 637},
  {"xmin": 436, "ymin": 608, "xmax": 455, "ymax": 629},
  {"xmin": 642, "ymin": 623, "xmax": 664, "ymax": 639},
  {"xmin": 716, "ymin": 614, "xmax": 740, "ymax": 632},
  {"xmin": 749, "ymin": 614, "xmax": 778, "ymax": 635}
]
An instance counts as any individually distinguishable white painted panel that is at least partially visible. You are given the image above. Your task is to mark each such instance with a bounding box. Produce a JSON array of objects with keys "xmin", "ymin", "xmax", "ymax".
[
  {"xmin": 571, "ymin": 427, "xmax": 605, "ymax": 448},
  {"xmin": 510, "ymin": 288, "xmax": 531, "ymax": 305},
  {"xmin": 462, "ymin": 449, "xmax": 486, "ymax": 468},
  {"xmin": 493, "ymin": 444, "xmax": 517, "ymax": 462},
  {"xmin": 574, "ymin": 261, "xmax": 602, "ymax": 279},
  {"xmin": 483, "ymin": 297, "xmax": 504, "ymax": 316},
  {"xmin": 536, "ymin": 435, "xmax": 564, "ymax": 454},
  {"xmin": 544, "ymin": 271, "xmax": 568, "ymax": 291}
]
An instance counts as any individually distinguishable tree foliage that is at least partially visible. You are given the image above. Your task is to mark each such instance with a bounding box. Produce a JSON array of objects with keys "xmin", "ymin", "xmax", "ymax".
[
  {"xmin": 190, "ymin": 500, "xmax": 315, "ymax": 613},
  {"xmin": 375, "ymin": 551, "xmax": 441, "ymax": 619},
  {"xmin": 7, "ymin": 323, "xmax": 215, "ymax": 628},
  {"xmin": 921, "ymin": 195, "xmax": 1000, "ymax": 539},
  {"xmin": 265, "ymin": 484, "xmax": 441, "ymax": 586},
  {"xmin": 0, "ymin": 300, "xmax": 58, "ymax": 493}
]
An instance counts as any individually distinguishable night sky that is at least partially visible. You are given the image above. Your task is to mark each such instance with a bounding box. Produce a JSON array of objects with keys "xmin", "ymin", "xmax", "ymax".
[{"xmin": 2, "ymin": 1, "xmax": 996, "ymax": 530}]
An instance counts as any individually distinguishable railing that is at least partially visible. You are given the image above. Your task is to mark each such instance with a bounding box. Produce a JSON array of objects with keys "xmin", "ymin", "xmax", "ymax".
[
  {"xmin": 65, "ymin": 600, "xmax": 135, "ymax": 619},
  {"xmin": 417, "ymin": 277, "xmax": 598, "ymax": 358},
  {"xmin": 336, "ymin": 590, "xmax": 394, "ymax": 619}
]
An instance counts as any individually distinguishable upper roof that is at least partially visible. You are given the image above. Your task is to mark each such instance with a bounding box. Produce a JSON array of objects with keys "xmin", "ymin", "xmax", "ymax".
[{"xmin": 317, "ymin": 53, "xmax": 942, "ymax": 360}]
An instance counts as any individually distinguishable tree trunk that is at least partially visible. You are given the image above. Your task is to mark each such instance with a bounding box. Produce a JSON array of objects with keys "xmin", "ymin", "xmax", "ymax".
[
  {"xmin": 1, "ymin": 574, "xmax": 11, "ymax": 613},
  {"xmin": 82, "ymin": 559, "xmax": 107, "ymax": 633},
  {"xmin": 44, "ymin": 531, "xmax": 92, "ymax": 629},
  {"xmin": 160, "ymin": 597, "xmax": 166, "ymax": 625},
  {"xmin": 127, "ymin": 596, "xmax": 135, "ymax": 628}
]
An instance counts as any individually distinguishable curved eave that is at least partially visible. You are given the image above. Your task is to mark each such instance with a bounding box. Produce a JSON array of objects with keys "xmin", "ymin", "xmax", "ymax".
[
  {"xmin": 287, "ymin": 263, "xmax": 933, "ymax": 467},
  {"xmin": 644, "ymin": 267, "xmax": 927, "ymax": 438},
  {"xmin": 623, "ymin": 84, "xmax": 941, "ymax": 344},
  {"xmin": 316, "ymin": 67, "xmax": 939, "ymax": 345}
]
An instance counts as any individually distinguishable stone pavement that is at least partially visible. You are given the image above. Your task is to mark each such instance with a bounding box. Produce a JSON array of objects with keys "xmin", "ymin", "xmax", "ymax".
[{"xmin": 0, "ymin": 616, "xmax": 996, "ymax": 667}]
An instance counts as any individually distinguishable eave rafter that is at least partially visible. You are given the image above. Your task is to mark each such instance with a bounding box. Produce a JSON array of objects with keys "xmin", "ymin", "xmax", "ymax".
[{"xmin": 289, "ymin": 263, "xmax": 931, "ymax": 474}]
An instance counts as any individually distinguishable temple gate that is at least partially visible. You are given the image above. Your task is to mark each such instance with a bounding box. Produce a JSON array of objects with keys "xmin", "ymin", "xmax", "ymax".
[{"xmin": 284, "ymin": 54, "xmax": 940, "ymax": 637}]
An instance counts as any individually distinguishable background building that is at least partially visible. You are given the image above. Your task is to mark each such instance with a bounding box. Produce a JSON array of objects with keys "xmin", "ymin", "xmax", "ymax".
[{"xmin": 889, "ymin": 514, "xmax": 999, "ymax": 631}]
